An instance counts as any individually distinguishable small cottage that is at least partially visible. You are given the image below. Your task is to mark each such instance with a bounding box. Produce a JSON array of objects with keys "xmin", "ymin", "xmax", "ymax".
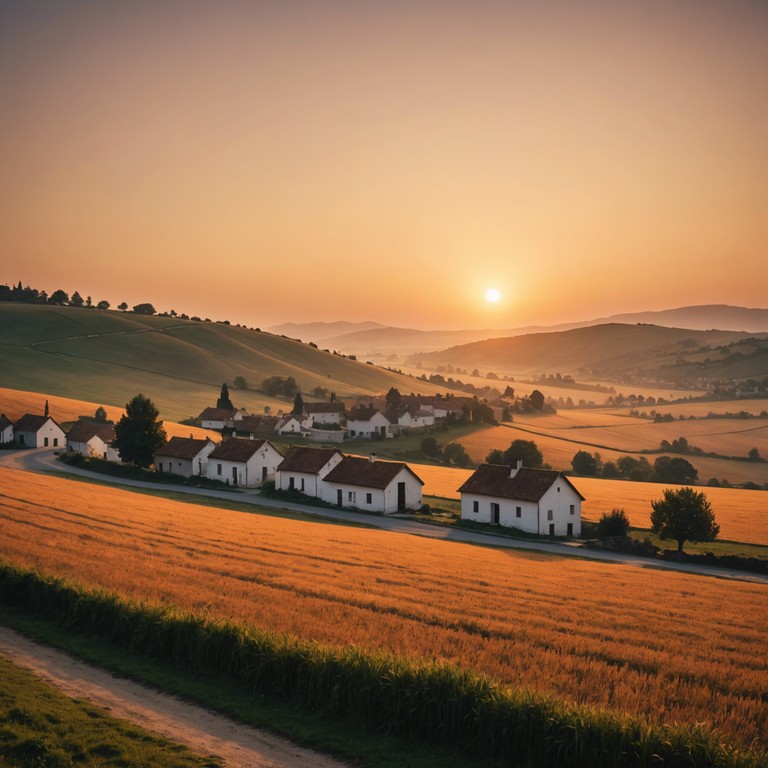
[
  {"xmin": 346, "ymin": 406, "xmax": 392, "ymax": 439},
  {"xmin": 154, "ymin": 436, "xmax": 217, "ymax": 477},
  {"xmin": 305, "ymin": 402, "xmax": 346, "ymax": 426},
  {"xmin": 458, "ymin": 462, "xmax": 584, "ymax": 536},
  {"xmin": 66, "ymin": 421, "xmax": 119, "ymax": 461},
  {"xmin": 206, "ymin": 438, "xmax": 283, "ymax": 487},
  {"xmin": 0, "ymin": 414, "xmax": 14, "ymax": 445},
  {"xmin": 275, "ymin": 446, "xmax": 344, "ymax": 497},
  {"xmin": 13, "ymin": 414, "xmax": 66, "ymax": 449},
  {"xmin": 321, "ymin": 454, "xmax": 424, "ymax": 513},
  {"xmin": 197, "ymin": 407, "xmax": 242, "ymax": 430}
]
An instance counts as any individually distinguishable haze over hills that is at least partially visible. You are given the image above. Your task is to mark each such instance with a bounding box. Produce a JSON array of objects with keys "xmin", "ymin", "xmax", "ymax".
[
  {"xmin": 408, "ymin": 324, "xmax": 768, "ymax": 382},
  {"xmin": 271, "ymin": 305, "xmax": 768, "ymax": 358},
  {"xmin": 0, "ymin": 304, "xmax": 440, "ymax": 422}
]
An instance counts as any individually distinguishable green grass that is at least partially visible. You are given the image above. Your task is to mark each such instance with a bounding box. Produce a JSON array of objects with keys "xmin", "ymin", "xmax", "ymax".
[
  {"xmin": 0, "ymin": 303, "xmax": 439, "ymax": 421},
  {"xmin": 629, "ymin": 529, "xmax": 768, "ymax": 560},
  {"xmin": 0, "ymin": 654, "xmax": 221, "ymax": 768}
]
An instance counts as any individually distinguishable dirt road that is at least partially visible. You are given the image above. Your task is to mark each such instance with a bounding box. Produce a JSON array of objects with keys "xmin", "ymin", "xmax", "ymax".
[{"xmin": 0, "ymin": 626, "xmax": 348, "ymax": 768}]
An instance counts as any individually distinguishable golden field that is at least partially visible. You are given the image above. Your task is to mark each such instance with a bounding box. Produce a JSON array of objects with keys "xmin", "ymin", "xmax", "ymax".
[
  {"xmin": 0, "ymin": 466, "xmax": 766, "ymax": 748},
  {"xmin": 0, "ymin": 387, "xmax": 218, "ymax": 441}
]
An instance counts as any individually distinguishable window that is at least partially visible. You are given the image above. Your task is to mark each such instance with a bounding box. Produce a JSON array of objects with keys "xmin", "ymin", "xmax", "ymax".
[
  {"xmin": 366, "ymin": 493, "xmax": 372, "ymax": 504},
  {"xmin": 301, "ymin": 478, "xmax": 305, "ymax": 491},
  {"xmin": 473, "ymin": 500, "xmax": 479, "ymax": 514},
  {"xmin": 516, "ymin": 506, "xmax": 522, "ymax": 518},
  {"xmin": 348, "ymin": 491, "xmax": 356, "ymax": 503},
  {"xmin": 547, "ymin": 510, "xmax": 553, "ymax": 521},
  {"xmin": 570, "ymin": 504, "xmax": 575, "ymax": 515},
  {"xmin": 217, "ymin": 464, "xmax": 222, "ymax": 475},
  {"xmin": 289, "ymin": 476, "xmax": 295, "ymax": 490},
  {"xmin": 53, "ymin": 438, "xmax": 58, "ymax": 447},
  {"xmin": 44, "ymin": 437, "xmax": 49, "ymax": 447},
  {"xmin": 557, "ymin": 486, "xmax": 560, "ymax": 493}
]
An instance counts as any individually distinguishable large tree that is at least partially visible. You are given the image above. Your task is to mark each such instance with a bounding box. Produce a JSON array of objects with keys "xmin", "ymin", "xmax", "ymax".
[
  {"xmin": 650, "ymin": 487, "xmax": 719, "ymax": 553},
  {"xmin": 654, "ymin": 456, "xmax": 698, "ymax": 484},
  {"xmin": 504, "ymin": 439, "xmax": 543, "ymax": 468},
  {"xmin": 571, "ymin": 450, "xmax": 600, "ymax": 476},
  {"xmin": 114, "ymin": 394, "xmax": 167, "ymax": 468}
]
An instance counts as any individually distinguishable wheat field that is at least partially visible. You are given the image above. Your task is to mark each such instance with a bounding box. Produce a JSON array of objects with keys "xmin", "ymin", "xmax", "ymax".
[{"xmin": 0, "ymin": 466, "xmax": 765, "ymax": 748}]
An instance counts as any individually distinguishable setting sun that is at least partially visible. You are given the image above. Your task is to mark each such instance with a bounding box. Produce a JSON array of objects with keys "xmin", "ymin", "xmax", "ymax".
[{"xmin": 485, "ymin": 288, "xmax": 501, "ymax": 303}]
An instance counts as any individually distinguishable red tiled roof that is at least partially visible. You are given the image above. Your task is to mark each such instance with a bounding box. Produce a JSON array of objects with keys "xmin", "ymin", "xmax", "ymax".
[
  {"xmin": 209, "ymin": 438, "xmax": 282, "ymax": 462},
  {"xmin": 155, "ymin": 436, "xmax": 215, "ymax": 460},
  {"xmin": 458, "ymin": 464, "xmax": 585, "ymax": 502},
  {"xmin": 324, "ymin": 455, "xmax": 423, "ymax": 489},
  {"xmin": 277, "ymin": 446, "xmax": 343, "ymax": 474},
  {"xmin": 66, "ymin": 421, "xmax": 116, "ymax": 444}
]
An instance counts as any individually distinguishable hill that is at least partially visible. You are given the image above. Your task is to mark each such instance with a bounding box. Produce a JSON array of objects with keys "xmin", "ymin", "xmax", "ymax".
[
  {"xmin": 0, "ymin": 304, "xmax": 438, "ymax": 421},
  {"xmin": 277, "ymin": 304, "xmax": 768, "ymax": 358},
  {"xmin": 408, "ymin": 323, "xmax": 767, "ymax": 381}
]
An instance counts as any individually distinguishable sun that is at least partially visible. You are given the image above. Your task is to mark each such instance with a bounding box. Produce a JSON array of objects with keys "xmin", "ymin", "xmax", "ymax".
[{"xmin": 485, "ymin": 288, "xmax": 501, "ymax": 303}]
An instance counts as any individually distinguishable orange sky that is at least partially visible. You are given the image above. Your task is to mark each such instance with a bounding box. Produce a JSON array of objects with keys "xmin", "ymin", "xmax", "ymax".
[{"xmin": 1, "ymin": 1, "xmax": 766, "ymax": 331}]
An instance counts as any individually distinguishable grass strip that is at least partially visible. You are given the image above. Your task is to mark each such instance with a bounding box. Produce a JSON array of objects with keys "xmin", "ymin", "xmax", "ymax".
[{"xmin": 0, "ymin": 560, "xmax": 765, "ymax": 768}]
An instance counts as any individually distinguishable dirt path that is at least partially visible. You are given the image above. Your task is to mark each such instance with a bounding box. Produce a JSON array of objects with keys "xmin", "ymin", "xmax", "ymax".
[{"xmin": 0, "ymin": 626, "xmax": 348, "ymax": 768}]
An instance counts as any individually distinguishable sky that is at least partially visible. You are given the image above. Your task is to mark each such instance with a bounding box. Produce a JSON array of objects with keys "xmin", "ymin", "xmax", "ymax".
[{"xmin": 1, "ymin": 0, "xmax": 766, "ymax": 331}]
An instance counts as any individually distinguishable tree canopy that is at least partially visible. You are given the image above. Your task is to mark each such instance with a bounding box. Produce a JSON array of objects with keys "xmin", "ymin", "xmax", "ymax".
[
  {"xmin": 487, "ymin": 439, "xmax": 543, "ymax": 469},
  {"xmin": 654, "ymin": 456, "xmax": 698, "ymax": 484},
  {"xmin": 114, "ymin": 394, "xmax": 167, "ymax": 468},
  {"xmin": 217, "ymin": 382, "xmax": 234, "ymax": 410},
  {"xmin": 650, "ymin": 487, "xmax": 719, "ymax": 553},
  {"xmin": 571, "ymin": 450, "xmax": 601, "ymax": 476}
]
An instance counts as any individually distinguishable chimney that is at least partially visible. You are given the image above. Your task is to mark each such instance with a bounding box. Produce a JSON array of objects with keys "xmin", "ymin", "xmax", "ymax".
[
  {"xmin": 369, "ymin": 452, "xmax": 376, "ymax": 463},
  {"xmin": 509, "ymin": 459, "xmax": 522, "ymax": 478}
]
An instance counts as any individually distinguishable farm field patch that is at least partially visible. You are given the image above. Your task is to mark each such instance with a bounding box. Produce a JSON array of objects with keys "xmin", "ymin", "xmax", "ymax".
[{"xmin": 0, "ymin": 467, "xmax": 766, "ymax": 748}]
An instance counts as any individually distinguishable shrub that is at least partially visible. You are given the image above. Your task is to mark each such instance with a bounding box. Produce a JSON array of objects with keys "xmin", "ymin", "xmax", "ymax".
[{"xmin": 595, "ymin": 509, "xmax": 631, "ymax": 538}]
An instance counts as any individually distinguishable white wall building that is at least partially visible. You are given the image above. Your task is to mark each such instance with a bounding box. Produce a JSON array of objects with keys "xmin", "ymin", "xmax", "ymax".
[
  {"xmin": 459, "ymin": 462, "xmax": 583, "ymax": 536},
  {"xmin": 66, "ymin": 421, "xmax": 120, "ymax": 461},
  {"xmin": 276, "ymin": 446, "xmax": 344, "ymax": 497},
  {"xmin": 154, "ymin": 437, "xmax": 217, "ymax": 477},
  {"xmin": 13, "ymin": 414, "xmax": 66, "ymax": 449},
  {"xmin": 0, "ymin": 414, "xmax": 13, "ymax": 444},
  {"xmin": 206, "ymin": 438, "xmax": 283, "ymax": 487},
  {"xmin": 347, "ymin": 406, "xmax": 392, "ymax": 439}
]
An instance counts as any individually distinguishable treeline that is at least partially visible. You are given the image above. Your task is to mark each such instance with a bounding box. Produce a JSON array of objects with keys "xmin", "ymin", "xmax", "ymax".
[
  {"xmin": 0, "ymin": 561, "xmax": 762, "ymax": 768},
  {"xmin": 0, "ymin": 280, "xmax": 152, "ymax": 315}
]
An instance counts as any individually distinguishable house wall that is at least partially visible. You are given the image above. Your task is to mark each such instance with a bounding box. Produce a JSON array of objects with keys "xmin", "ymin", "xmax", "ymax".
[
  {"xmin": 382, "ymin": 469, "xmax": 423, "ymax": 512},
  {"xmin": 538, "ymin": 483, "xmax": 582, "ymax": 536},
  {"xmin": 310, "ymin": 412, "xmax": 341, "ymax": 425},
  {"xmin": 308, "ymin": 428, "xmax": 345, "ymax": 443},
  {"xmin": 67, "ymin": 436, "xmax": 118, "ymax": 461},
  {"xmin": 460, "ymin": 494, "xmax": 539, "ymax": 532},
  {"xmin": 320, "ymin": 482, "xmax": 386, "ymax": 511},
  {"xmin": 207, "ymin": 444, "xmax": 283, "ymax": 487},
  {"xmin": 156, "ymin": 443, "xmax": 216, "ymax": 477},
  {"xmin": 347, "ymin": 412, "xmax": 391, "ymax": 439},
  {"xmin": 1, "ymin": 424, "xmax": 13, "ymax": 444},
  {"xmin": 276, "ymin": 452, "xmax": 343, "ymax": 497},
  {"xmin": 16, "ymin": 421, "xmax": 65, "ymax": 449}
]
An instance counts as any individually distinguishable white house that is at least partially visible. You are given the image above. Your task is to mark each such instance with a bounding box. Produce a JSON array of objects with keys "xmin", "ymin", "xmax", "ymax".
[
  {"xmin": 206, "ymin": 438, "xmax": 283, "ymax": 487},
  {"xmin": 305, "ymin": 402, "xmax": 346, "ymax": 426},
  {"xmin": 0, "ymin": 414, "xmax": 13, "ymax": 445},
  {"xmin": 458, "ymin": 462, "xmax": 584, "ymax": 536},
  {"xmin": 275, "ymin": 414, "xmax": 310, "ymax": 435},
  {"xmin": 197, "ymin": 407, "xmax": 242, "ymax": 430},
  {"xmin": 276, "ymin": 446, "xmax": 344, "ymax": 497},
  {"xmin": 346, "ymin": 406, "xmax": 392, "ymax": 439},
  {"xmin": 397, "ymin": 407, "xmax": 435, "ymax": 430},
  {"xmin": 154, "ymin": 436, "xmax": 217, "ymax": 477},
  {"xmin": 13, "ymin": 414, "xmax": 66, "ymax": 449},
  {"xmin": 66, "ymin": 421, "xmax": 120, "ymax": 461},
  {"xmin": 321, "ymin": 454, "xmax": 424, "ymax": 514}
]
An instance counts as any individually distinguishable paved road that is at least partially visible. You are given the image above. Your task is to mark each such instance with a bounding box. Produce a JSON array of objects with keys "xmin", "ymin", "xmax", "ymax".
[{"xmin": 1, "ymin": 447, "xmax": 766, "ymax": 584}]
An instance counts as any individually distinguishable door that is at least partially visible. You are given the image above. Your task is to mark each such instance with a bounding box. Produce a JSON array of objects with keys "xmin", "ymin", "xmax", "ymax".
[
  {"xmin": 232, "ymin": 467, "xmax": 238, "ymax": 485},
  {"xmin": 491, "ymin": 503, "xmax": 500, "ymax": 525},
  {"xmin": 262, "ymin": 466, "xmax": 267, "ymax": 482},
  {"xmin": 549, "ymin": 523, "xmax": 555, "ymax": 536},
  {"xmin": 337, "ymin": 489, "xmax": 343, "ymax": 507},
  {"xmin": 567, "ymin": 523, "xmax": 573, "ymax": 536},
  {"xmin": 397, "ymin": 482, "xmax": 406, "ymax": 511}
]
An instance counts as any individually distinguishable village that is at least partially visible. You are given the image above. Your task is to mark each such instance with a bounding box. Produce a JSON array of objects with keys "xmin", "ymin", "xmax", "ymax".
[{"xmin": 0, "ymin": 388, "xmax": 584, "ymax": 537}]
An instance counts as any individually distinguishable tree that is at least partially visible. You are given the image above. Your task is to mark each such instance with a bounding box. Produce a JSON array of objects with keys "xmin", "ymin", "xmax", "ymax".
[
  {"xmin": 486, "ymin": 448, "xmax": 504, "ymax": 464},
  {"xmin": 96, "ymin": 300, "xmax": 110, "ymax": 311},
  {"xmin": 385, "ymin": 387, "xmax": 402, "ymax": 409},
  {"xmin": 420, "ymin": 435, "xmax": 440, "ymax": 458},
  {"xmin": 50, "ymin": 289, "xmax": 69, "ymax": 305},
  {"xmin": 443, "ymin": 442, "xmax": 471, "ymax": 467},
  {"xmin": 595, "ymin": 509, "xmax": 630, "ymax": 538},
  {"xmin": 571, "ymin": 450, "xmax": 600, "ymax": 476},
  {"xmin": 132, "ymin": 303, "xmax": 156, "ymax": 315},
  {"xmin": 233, "ymin": 376, "xmax": 248, "ymax": 390},
  {"xmin": 654, "ymin": 456, "xmax": 698, "ymax": 484},
  {"xmin": 650, "ymin": 487, "xmax": 719, "ymax": 553},
  {"xmin": 529, "ymin": 389, "xmax": 545, "ymax": 411},
  {"xmin": 292, "ymin": 390, "xmax": 304, "ymax": 416},
  {"xmin": 503, "ymin": 439, "xmax": 543, "ymax": 469},
  {"xmin": 114, "ymin": 394, "xmax": 167, "ymax": 468},
  {"xmin": 217, "ymin": 382, "xmax": 234, "ymax": 410},
  {"xmin": 69, "ymin": 291, "xmax": 84, "ymax": 307},
  {"xmin": 118, "ymin": 302, "xmax": 128, "ymax": 311},
  {"xmin": 748, "ymin": 447, "xmax": 761, "ymax": 461},
  {"xmin": 94, "ymin": 406, "xmax": 108, "ymax": 422}
]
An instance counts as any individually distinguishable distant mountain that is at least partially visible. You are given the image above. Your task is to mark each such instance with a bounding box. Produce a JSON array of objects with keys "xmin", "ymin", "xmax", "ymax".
[
  {"xmin": 408, "ymin": 324, "xmax": 767, "ymax": 381},
  {"xmin": 275, "ymin": 305, "xmax": 768, "ymax": 358}
]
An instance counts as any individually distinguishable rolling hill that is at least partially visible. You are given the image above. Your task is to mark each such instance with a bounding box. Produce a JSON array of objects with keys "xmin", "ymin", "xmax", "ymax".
[
  {"xmin": 0, "ymin": 304, "xmax": 439, "ymax": 421},
  {"xmin": 274, "ymin": 304, "xmax": 768, "ymax": 358},
  {"xmin": 407, "ymin": 323, "xmax": 768, "ymax": 380}
]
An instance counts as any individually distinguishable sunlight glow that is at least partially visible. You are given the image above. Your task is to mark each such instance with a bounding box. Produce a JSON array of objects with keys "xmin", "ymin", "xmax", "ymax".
[{"xmin": 486, "ymin": 288, "xmax": 501, "ymax": 303}]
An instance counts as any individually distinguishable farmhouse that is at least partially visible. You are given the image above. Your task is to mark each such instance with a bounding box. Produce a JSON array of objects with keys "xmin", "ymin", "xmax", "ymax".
[
  {"xmin": 459, "ymin": 462, "xmax": 584, "ymax": 536},
  {"xmin": 13, "ymin": 414, "xmax": 66, "ymax": 449},
  {"xmin": 197, "ymin": 407, "xmax": 242, "ymax": 430},
  {"xmin": 154, "ymin": 436, "xmax": 217, "ymax": 477},
  {"xmin": 347, "ymin": 406, "xmax": 392, "ymax": 439},
  {"xmin": 66, "ymin": 421, "xmax": 119, "ymax": 461},
  {"xmin": 395, "ymin": 405, "xmax": 435, "ymax": 430},
  {"xmin": 276, "ymin": 445, "xmax": 344, "ymax": 497},
  {"xmin": 206, "ymin": 438, "xmax": 283, "ymax": 487},
  {"xmin": 304, "ymin": 401, "xmax": 346, "ymax": 426},
  {"xmin": 321, "ymin": 454, "xmax": 424, "ymax": 513},
  {"xmin": 0, "ymin": 414, "xmax": 13, "ymax": 444}
]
